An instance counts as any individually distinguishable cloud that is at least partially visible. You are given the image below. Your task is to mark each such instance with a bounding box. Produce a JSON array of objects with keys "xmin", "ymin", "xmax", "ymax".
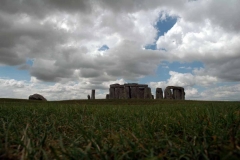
[
  {"xmin": 161, "ymin": 18, "xmax": 240, "ymax": 81},
  {"xmin": 149, "ymin": 71, "xmax": 240, "ymax": 101},
  {"xmin": 150, "ymin": 71, "xmax": 218, "ymax": 89},
  {"xmin": 0, "ymin": 79, "xmax": 25, "ymax": 88},
  {"xmin": 0, "ymin": 0, "xmax": 170, "ymax": 84},
  {"xmin": 199, "ymin": 84, "xmax": 240, "ymax": 101},
  {"xmin": 0, "ymin": 77, "xmax": 126, "ymax": 100}
]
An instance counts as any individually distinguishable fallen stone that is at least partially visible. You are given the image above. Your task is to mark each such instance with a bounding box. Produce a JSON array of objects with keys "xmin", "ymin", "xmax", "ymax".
[{"xmin": 29, "ymin": 94, "xmax": 47, "ymax": 101}]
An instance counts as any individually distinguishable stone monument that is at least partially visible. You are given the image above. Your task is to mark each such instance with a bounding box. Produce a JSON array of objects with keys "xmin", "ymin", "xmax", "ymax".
[
  {"xmin": 107, "ymin": 83, "xmax": 153, "ymax": 99},
  {"xmin": 164, "ymin": 86, "xmax": 185, "ymax": 100}
]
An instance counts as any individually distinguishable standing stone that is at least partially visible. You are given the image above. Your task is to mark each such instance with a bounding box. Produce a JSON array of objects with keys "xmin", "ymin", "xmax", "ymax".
[
  {"xmin": 143, "ymin": 87, "xmax": 148, "ymax": 99},
  {"xmin": 138, "ymin": 87, "xmax": 145, "ymax": 99},
  {"xmin": 177, "ymin": 89, "xmax": 182, "ymax": 99},
  {"xmin": 152, "ymin": 95, "xmax": 154, "ymax": 99},
  {"xmin": 164, "ymin": 87, "xmax": 173, "ymax": 99},
  {"xmin": 156, "ymin": 88, "xmax": 163, "ymax": 99},
  {"xmin": 173, "ymin": 89, "xmax": 178, "ymax": 99},
  {"xmin": 115, "ymin": 87, "xmax": 120, "ymax": 99},
  {"xmin": 148, "ymin": 87, "xmax": 152, "ymax": 99},
  {"xmin": 124, "ymin": 86, "xmax": 130, "ymax": 99},
  {"xmin": 144, "ymin": 87, "xmax": 152, "ymax": 99},
  {"xmin": 106, "ymin": 94, "xmax": 109, "ymax": 99},
  {"xmin": 91, "ymin": 90, "xmax": 95, "ymax": 99},
  {"xmin": 87, "ymin": 95, "xmax": 91, "ymax": 100},
  {"xmin": 119, "ymin": 87, "xmax": 124, "ymax": 99},
  {"xmin": 131, "ymin": 86, "xmax": 138, "ymax": 99},
  {"xmin": 109, "ymin": 87, "xmax": 115, "ymax": 99}
]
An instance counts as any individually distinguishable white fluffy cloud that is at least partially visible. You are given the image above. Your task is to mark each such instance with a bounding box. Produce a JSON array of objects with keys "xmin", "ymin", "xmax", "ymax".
[
  {"xmin": 150, "ymin": 70, "xmax": 218, "ymax": 89},
  {"xmin": 149, "ymin": 70, "xmax": 240, "ymax": 101},
  {"xmin": 156, "ymin": 0, "xmax": 240, "ymax": 81},
  {"xmin": 0, "ymin": 77, "xmax": 126, "ymax": 100}
]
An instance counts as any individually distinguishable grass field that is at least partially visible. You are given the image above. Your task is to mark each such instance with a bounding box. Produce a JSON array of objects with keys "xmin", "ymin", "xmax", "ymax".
[{"xmin": 0, "ymin": 99, "xmax": 240, "ymax": 159}]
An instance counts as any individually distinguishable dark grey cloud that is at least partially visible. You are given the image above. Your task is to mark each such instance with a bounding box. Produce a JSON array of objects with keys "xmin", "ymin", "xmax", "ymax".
[
  {"xmin": 0, "ymin": 48, "xmax": 25, "ymax": 65},
  {"xmin": 203, "ymin": 56, "xmax": 240, "ymax": 81},
  {"xmin": 181, "ymin": 0, "xmax": 240, "ymax": 33},
  {"xmin": 0, "ymin": 0, "xmax": 93, "ymax": 18}
]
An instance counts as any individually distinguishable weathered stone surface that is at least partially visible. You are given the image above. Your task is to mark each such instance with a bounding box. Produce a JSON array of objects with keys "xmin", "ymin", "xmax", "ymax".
[
  {"xmin": 156, "ymin": 88, "xmax": 163, "ymax": 99},
  {"xmin": 164, "ymin": 87, "xmax": 173, "ymax": 99},
  {"xmin": 148, "ymin": 87, "xmax": 152, "ymax": 99},
  {"xmin": 29, "ymin": 94, "xmax": 47, "ymax": 101},
  {"xmin": 87, "ymin": 95, "xmax": 90, "ymax": 100},
  {"xmin": 138, "ymin": 87, "xmax": 145, "ymax": 99},
  {"xmin": 131, "ymin": 86, "xmax": 138, "ymax": 99},
  {"xmin": 115, "ymin": 87, "xmax": 120, "ymax": 99},
  {"xmin": 124, "ymin": 86, "xmax": 130, "ymax": 99},
  {"xmin": 124, "ymin": 83, "xmax": 138, "ymax": 86},
  {"xmin": 173, "ymin": 89, "xmax": 181, "ymax": 99},
  {"xmin": 119, "ymin": 87, "xmax": 124, "ymax": 99},
  {"xmin": 143, "ymin": 87, "xmax": 148, "ymax": 99},
  {"xmin": 110, "ymin": 83, "xmax": 120, "ymax": 87},
  {"xmin": 144, "ymin": 87, "xmax": 152, "ymax": 99},
  {"xmin": 91, "ymin": 90, "xmax": 95, "ymax": 99},
  {"xmin": 109, "ymin": 87, "xmax": 115, "ymax": 99}
]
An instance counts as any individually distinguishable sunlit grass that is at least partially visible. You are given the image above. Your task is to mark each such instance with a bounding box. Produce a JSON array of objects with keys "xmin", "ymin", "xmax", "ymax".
[{"xmin": 0, "ymin": 99, "xmax": 240, "ymax": 159}]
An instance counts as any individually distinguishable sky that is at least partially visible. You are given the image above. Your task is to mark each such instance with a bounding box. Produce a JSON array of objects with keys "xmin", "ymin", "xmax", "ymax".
[{"xmin": 1, "ymin": 0, "xmax": 240, "ymax": 101}]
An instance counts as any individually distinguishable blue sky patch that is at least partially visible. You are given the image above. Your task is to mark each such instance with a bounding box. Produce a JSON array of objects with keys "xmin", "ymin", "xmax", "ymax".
[
  {"xmin": 0, "ymin": 66, "xmax": 30, "ymax": 81},
  {"xmin": 145, "ymin": 14, "xmax": 178, "ymax": 50},
  {"xmin": 98, "ymin": 45, "xmax": 109, "ymax": 51},
  {"xmin": 139, "ymin": 61, "xmax": 204, "ymax": 84}
]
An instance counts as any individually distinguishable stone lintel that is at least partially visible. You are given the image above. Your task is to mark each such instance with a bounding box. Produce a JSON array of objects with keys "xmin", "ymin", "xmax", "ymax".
[
  {"xmin": 112, "ymin": 85, "xmax": 124, "ymax": 88},
  {"xmin": 123, "ymin": 83, "xmax": 138, "ymax": 87},
  {"xmin": 166, "ymin": 86, "xmax": 184, "ymax": 90},
  {"xmin": 110, "ymin": 83, "xmax": 120, "ymax": 87},
  {"xmin": 124, "ymin": 84, "xmax": 148, "ymax": 87}
]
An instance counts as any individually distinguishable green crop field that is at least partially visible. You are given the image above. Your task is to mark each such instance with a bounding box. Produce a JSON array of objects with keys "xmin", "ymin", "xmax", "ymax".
[{"xmin": 0, "ymin": 99, "xmax": 240, "ymax": 159}]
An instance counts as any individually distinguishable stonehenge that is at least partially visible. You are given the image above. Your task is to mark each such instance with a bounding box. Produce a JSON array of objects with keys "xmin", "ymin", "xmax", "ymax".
[
  {"xmin": 106, "ymin": 84, "xmax": 185, "ymax": 100},
  {"xmin": 107, "ymin": 83, "xmax": 153, "ymax": 99}
]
